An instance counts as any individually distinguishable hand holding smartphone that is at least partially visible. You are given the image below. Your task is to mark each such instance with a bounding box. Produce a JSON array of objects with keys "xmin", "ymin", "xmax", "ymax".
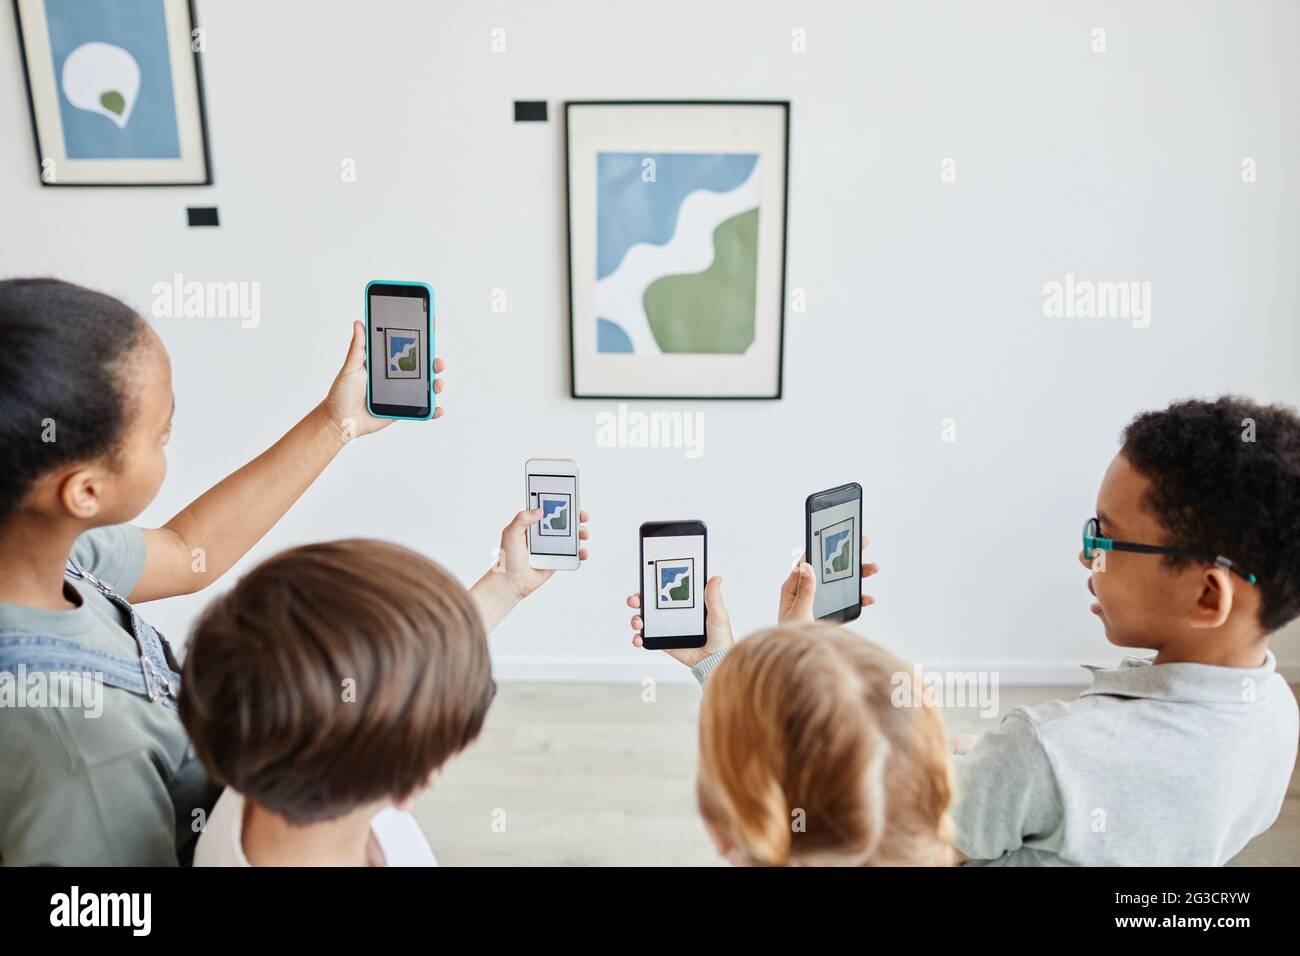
[
  {"xmin": 526, "ymin": 458, "xmax": 580, "ymax": 571},
  {"xmin": 806, "ymin": 483, "xmax": 864, "ymax": 622},
  {"xmin": 639, "ymin": 521, "xmax": 707, "ymax": 649},
  {"xmin": 365, "ymin": 280, "xmax": 434, "ymax": 421}
]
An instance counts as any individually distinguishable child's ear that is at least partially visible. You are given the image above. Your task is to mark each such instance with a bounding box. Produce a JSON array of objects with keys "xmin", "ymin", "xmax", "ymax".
[
  {"xmin": 703, "ymin": 817, "xmax": 740, "ymax": 863},
  {"xmin": 56, "ymin": 468, "xmax": 103, "ymax": 521},
  {"xmin": 1188, "ymin": 566, "xmax": 1234, "ymax": 629}
]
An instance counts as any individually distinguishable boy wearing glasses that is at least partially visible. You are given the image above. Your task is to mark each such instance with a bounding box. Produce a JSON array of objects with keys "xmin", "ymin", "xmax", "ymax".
[{"xmin": 953, "ymin": 396, "xmax": 1299, "ymax": 865}]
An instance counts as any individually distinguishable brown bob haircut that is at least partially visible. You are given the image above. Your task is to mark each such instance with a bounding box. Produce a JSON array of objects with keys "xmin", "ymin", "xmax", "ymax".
[{"xmin": 179, "ymin": 539, "xmax": 493, "ymax": 825}]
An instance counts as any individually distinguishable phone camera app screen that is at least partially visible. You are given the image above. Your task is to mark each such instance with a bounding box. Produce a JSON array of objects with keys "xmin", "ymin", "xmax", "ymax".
[
  {"xmin": 642, "ymin": 534, "xmax": 705, "ymax": 637},
  {"xmin": 810, "ymin": 500, "xmax": 859, "ymax": 618},
  {"xmin": 369, "ymin": 294, "xmax": 428, "ymax": 409},
  {"xmin": 528, "ymin": 474, "xmax": 577, "ymax": 556}
]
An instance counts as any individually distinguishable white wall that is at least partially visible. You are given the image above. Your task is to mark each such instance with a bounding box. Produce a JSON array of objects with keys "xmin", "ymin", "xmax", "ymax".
[{"xmin": 3, "ymin": 0, "xmax": 1297, "ymax": 683}]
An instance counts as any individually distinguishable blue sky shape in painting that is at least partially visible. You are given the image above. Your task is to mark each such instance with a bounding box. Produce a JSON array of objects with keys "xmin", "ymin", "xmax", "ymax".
[
  {"xmin": 823, "ymin": 529, "xmax": 851, "ymax": 569},
  {"xmin": 542, "ymin": 498, "xmax": 567, "ymax": 520},
  {"xmin": 388, "ymin": 335, "xmax": 416, "ymax": 359},
  {"xmin": 596, "ymin": 152, "xmax": 758, "ymax": 280},
  {"xmin": 596, "ymin": 317, "xmax": 633, "ymax": 353},
  {"xmin": 45, "ymin": 0, "xmax": 181, "ymax": 159},
  {"xmin": 659, "ymin": 565, "xmax": 690, "ymax": 591}
]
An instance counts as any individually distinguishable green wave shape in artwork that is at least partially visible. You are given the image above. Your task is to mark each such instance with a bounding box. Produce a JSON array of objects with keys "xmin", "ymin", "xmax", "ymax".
[{"xmin": 642, "ymin": 207, "xmax": 759, "ymax": 354}]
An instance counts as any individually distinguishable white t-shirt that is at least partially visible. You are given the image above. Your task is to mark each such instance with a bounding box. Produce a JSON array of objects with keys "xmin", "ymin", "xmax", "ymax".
[{"xmin": 194, "ymin": 788, "xmax": 437, "ymax": 867}]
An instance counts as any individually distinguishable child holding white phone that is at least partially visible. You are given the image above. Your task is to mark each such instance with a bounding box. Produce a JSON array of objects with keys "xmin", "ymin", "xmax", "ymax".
[{"xmin": 183, "ymin": 506, "xmax": 591, "ymax": 867}]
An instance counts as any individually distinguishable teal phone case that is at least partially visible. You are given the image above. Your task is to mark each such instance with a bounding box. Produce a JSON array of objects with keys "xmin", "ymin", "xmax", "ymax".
[{"xmin": 365, "ymin": 280, "xmax": 435, "ymax": 421}]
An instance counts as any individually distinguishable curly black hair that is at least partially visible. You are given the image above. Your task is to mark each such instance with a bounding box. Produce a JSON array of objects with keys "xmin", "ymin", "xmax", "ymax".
[
  {"xmin": 0, "ymin": 278, "xmax": 146, "ymax": 525},
  {"xmin": 1121, "ymin": 396, "xmax": 1300, "ymax": 634}
]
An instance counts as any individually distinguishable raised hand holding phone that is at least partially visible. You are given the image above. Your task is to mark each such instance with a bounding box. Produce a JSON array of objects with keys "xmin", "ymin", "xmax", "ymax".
[
  {"xmin": 805, "ymin": 483, "xmax": 865, "ymax": 622},
  {"xmin": 471, "ymin": 506, "xmax": 591, "ymax": 632},
  {"xmin": 322, "ymin": 319, "xmax": 445, "ymax": 441},
  {"xmin": 638, "ymin": 521, "xmax": 709, "ymax": 650},
  {"xmin": 779, "ymin": 534, "xmax": 880, "ymax": 624},
  {"xmin": 364, "ymin": 280, "xmax": 439, "ymax": 422},
  {"xmin": 526, "ymin": 458, "xmax": 581, "ymax": 571},
  {"xmin": 623, "ymin": 525, "xmax": 879, "ymax": 669},
  {"xmin": 627, "ymin": 575, "xmax": 733, "ymax": 668}
]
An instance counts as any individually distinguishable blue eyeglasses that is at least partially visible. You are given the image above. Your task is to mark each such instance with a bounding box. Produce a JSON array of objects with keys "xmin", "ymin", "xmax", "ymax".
[{"xmin": 1082, "ymin": 517, "xmax": 1258, "ymax": 585}]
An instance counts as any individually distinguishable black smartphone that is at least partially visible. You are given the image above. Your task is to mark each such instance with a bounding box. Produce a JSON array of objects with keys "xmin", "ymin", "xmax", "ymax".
[
  {"xmin": 639, "ymin": 520, "xmax": 707, "ymax": 649},
  {"xmin": 365, "ymin": 280, "xmax": 434, "ymax": 421},
  {"xmin": 806, "ymin": 483, "xmax": 863, "ymax": 622}
]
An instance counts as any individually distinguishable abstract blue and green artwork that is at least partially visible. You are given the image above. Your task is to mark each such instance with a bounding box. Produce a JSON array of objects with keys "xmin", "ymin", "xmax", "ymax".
[{"xmin": 595, "ymin": 152, "xmax": 761, "ymax": 355}]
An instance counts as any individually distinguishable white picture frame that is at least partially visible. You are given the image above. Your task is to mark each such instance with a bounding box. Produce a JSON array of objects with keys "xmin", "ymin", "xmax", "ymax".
[
  {"xmin": 565, "ymin": 101, "xmax": 789, "ymax": 399},
  {"xmin": 13, "ymin": 0, "xmax": 212, "ymax": 186}
]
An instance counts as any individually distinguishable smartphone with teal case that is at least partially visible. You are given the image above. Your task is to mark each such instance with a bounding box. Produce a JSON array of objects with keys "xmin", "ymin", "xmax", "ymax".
[{"xmin": 365, "ymin": 280, "xmax": 434, "ymax": 421}]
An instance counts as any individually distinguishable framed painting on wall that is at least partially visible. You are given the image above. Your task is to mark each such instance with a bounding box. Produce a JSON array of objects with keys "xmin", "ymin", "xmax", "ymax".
[
  {"xmin": 565, "ymin": 100, "xmax": 789, "ymax": 399},
  {"xmin": 13, "ymin": 0, "xmax": 212, "ymax": 186}
]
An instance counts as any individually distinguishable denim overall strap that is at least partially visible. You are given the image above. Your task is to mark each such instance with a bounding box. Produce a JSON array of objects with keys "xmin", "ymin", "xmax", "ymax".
[
  {"xmin": 0, "ymin": 633, "xmax": 156, "ymax": 699},
  {"xmin": 63, "ymin": 558, "xmax": 182, "ymax": 708},
  {"xmin": 0, "ymin": 561, "xmax": 181, "ymax": 710}
]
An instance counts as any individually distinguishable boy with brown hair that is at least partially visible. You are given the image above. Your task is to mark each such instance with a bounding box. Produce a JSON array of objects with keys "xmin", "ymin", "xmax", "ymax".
[{"xmin": 180, "ymin": 508, "xmax": 588, "ymax": 866}]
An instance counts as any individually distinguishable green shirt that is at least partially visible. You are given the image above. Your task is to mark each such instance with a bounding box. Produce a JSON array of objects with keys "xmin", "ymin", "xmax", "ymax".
[{"xmin": 0, "ymin": 525, "xmax": 218, "ymax": 866}]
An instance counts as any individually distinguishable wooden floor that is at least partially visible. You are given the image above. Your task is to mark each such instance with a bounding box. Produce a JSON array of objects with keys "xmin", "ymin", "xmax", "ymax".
[{"xmin": 412, "ymin": 681, "xmax": 1300, "ymax": 867}]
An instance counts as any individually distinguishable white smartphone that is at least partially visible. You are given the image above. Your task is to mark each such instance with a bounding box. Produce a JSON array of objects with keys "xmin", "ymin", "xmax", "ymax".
[{"xmin": 525, "ymin": 458, "xmax": 580, "ymax": 571}]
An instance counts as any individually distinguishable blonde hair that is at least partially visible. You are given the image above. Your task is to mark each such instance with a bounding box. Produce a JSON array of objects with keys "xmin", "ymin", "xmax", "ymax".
[{"xmin": 697, "ymin": 624, "xmax": 954, "ymax": 866}]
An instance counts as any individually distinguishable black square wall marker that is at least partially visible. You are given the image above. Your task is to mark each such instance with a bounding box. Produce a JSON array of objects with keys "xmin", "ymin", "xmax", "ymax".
[
  {"xmin": 513, "ymin": 100, "xmax": 548, "ymax": 122},
  {"xmin": 187, "ymin": 207, "xmax": 219, "ymax": 227}
]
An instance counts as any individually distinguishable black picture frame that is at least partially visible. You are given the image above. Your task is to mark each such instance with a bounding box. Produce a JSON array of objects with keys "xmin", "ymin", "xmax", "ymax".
[
  {"xmin": 11, "ymin": 0, "xmax": 213, "ymax": 187},
  {"xmin": 564, "ymin": 100, "xmax": 790, "ymax": 400}
]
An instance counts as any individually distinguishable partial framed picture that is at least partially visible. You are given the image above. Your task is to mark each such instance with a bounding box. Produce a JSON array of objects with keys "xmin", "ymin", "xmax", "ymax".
[
  {"xmin": 819, "ymin": 517, "xmax": 856, "ymax": 584},
  {"xmin": 537, "ymin": 492, "xmax": 573, "ymax": 537},
  {"xmin": 654, "ymin": 558, "xmax": 696, "ymax": 610},
  {"xmin": 383, "ymin": 328, "xmax": 421, "ymax": 379},
  {"xmin": 565, "ymin": 101, "xmax": 789, "ymax": 399},
  {"xmin": 13, "ymin": 0, "xmax": 212, "ymax": 186}
]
